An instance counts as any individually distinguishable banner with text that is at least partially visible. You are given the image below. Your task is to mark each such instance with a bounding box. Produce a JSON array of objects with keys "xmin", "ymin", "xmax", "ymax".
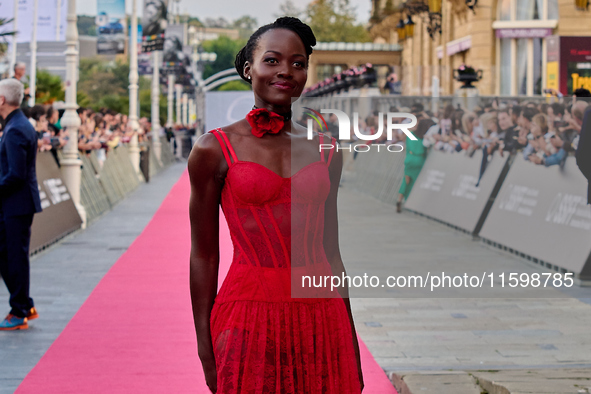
[
  {"xmin": 479, "ymin": 157, "xmax": 591, "ymax": 277},
  {"xmin": 404, "ymin": 149, "xmax": 509, "ymax": 233},
  {"xmin": 30, "ymin": 153, "xmax": 82, "ymax": 253}
]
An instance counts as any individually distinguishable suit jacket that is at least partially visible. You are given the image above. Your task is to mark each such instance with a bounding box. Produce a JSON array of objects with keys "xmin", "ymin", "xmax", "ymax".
[
  {"xmin": 576, "ymin": 107, "xmax": 591, "ymax": 204},
  {"xmin": 0, "ymin": 109, "xmax": 43, "ymax": 217}
]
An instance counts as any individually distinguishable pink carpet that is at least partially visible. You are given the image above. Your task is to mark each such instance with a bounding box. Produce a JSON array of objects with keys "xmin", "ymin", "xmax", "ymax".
[{"xmin": 16, "ymin": 172, "xmax": 397, "ymax": 394}]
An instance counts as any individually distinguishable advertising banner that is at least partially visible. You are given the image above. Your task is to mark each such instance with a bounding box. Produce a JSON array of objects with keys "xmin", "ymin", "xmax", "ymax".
[
  {"xmin": 0, "ymin": 0, "xmax": 67, "ymax": 43},
  {"xmin": 557, "ymin": 36, "xmax": 591, "ymax": 95},
  {"xmin": 403, "ymin": 149, "xmax": 509, "ymax": 234},
  {"xmin": 479, "ymin": 157, "xmax": 591, "ymax": 277},
  {"xmin": 30, "ymin": 152, "xmax": 82, "ymax": 253},
  {"xmin": 142, "ymin": 0, "xmax": 168, "ymax": 52},
  {"xmin": 96, "ymin": 0, "xmax": 126, "ymax": 54},
  {"xmin": 162, "ymin": 24, "xmax": 192, "ymax": 78}
]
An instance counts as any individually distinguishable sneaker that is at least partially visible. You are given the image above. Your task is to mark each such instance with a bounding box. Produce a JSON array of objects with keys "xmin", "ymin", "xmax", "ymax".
[
  {"xmin": 0, "ymin": 314, "xmax": 28, "ymax": 331},
  {"xmin": 27, "ymin": 307, "xmax": 39, "ymax": 320}
]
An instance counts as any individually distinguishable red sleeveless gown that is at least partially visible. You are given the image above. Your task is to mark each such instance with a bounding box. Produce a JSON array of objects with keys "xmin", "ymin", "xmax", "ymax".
[{"xmin": 209, "ymin": 129, "xmax": 361, "ymax": 394}]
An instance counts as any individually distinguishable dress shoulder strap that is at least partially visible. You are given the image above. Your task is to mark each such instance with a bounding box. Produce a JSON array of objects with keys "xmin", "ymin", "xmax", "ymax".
[
  {"xmin": 209, "ymin": 128, "xmax": 238, "ymax": 166},
  {"xmin": 318, "ymin": 132, "xmax": 336, "ymax": 166}
]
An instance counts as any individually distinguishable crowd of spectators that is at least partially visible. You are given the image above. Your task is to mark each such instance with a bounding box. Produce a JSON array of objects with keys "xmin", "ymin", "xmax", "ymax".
[
  {"xmin": 304, "ymin": 90, "xmax": 589, "ymax": 173},
  {"xmin": 0, "ymin": 103, "xmax": 156, "ymax": 169}
]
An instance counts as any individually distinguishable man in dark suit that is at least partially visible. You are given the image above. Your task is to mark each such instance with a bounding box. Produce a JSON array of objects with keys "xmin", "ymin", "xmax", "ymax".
[
  {"xmin": 0, "ymin": 79, "xmax": 42, "ymax": 330},
  {"xmin": 577, "ymin": 106, "xmax": 591, "ymax": 204}
]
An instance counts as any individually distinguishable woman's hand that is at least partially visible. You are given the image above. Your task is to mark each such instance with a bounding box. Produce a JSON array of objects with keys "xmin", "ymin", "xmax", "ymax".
[{"xmin": 200, "ymin": 356, "xmax": 218, "ymax": 393}]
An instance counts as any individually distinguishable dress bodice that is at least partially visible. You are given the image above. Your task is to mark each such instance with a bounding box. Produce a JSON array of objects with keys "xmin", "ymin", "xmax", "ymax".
[{"xmin": 209, "ymin": 129, "xmax": 337, "ymax": 302}]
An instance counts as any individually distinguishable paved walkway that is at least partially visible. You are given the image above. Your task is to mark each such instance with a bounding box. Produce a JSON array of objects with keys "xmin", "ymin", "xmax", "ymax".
[
  {"xmin": 341, "ymin": 186, "xmax": 591, "ymax": 393},
  {"xmin": 0, "ymin": 162, "xmax": 186, "ymax": 394}
]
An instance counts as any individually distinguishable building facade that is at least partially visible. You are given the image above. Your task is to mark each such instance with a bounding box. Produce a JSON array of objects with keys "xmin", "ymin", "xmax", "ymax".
[{"xmin": 370, "ymin": 0, "xmax": 591, "ymax": 96}]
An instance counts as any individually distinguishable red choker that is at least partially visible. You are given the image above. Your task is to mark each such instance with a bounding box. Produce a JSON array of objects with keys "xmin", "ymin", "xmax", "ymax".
[{"xmin": 246, "ymin": 107, "xmax": 290, "ymax": 138}]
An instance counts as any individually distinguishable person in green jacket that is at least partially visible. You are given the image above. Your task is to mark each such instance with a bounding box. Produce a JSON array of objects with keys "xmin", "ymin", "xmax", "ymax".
[{"xmin": 397, "ymin": 118, "xmax": 434, "ymax": 213}]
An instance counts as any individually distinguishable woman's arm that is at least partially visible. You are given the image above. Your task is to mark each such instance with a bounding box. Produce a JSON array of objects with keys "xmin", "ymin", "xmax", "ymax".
[
  {"xmin": 188, "ymin": 133, "xmax": 226, "ymax": 394},
  {"xmin": 322, "ymin": 140, "xmax": 364, "ymax": 392}
]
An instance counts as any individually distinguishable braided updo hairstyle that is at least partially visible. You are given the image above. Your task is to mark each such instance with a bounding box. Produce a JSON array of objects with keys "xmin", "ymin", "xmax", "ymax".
[{"xmin": 234, "ymin": 17, "xmax": 316, "ymax": 84}]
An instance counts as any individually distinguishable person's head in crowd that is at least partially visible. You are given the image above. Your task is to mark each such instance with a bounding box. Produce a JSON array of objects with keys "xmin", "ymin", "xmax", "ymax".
[
  {"xmin": 572, "ymin": 100, "xmax": 589, "ymax": 125},
  {"xmin": 573, "ymin": 88, "xmax": 591, "ymax": 98},
  {"xmin": 94, "ymin": 114, "xmax": 104, "ymax": 131},
  {"xmin": 29, "ymin": 105, "xmax": 45, "ymax": 122},
  {"xmin": 497, "ymin": 109, "xmax": 514, "ymax": 131},
  {"xmin": 480, "ymin": 112, "xmax": 498, "ymax": 136},
  {"xmin": 531, "ymin": 113, "xmax": 548, "ymax": 137},
  {"xmin": 510, "ymin": 105, "xmax": 522, "ymax": 125},
  {"xmin": 411, "ymin": 102, "xmax": 424, "ymax": 117},
  {"xmin": 414, "ymin": 118, "xmax": 435, "ymax": 139},
  {"xmin": 518, "ymin": 107, "xmax": 537, "ymax": 132},
  {"xmin": 0, "ymin": 79, "xmax": 24, "ymax": 118},
  {"xmin": 442, "ymin": 104, "xmax": 454, "ymax": 120},
  {"xmin": 451, "ymin": 109, "xmax": 465, "ymax": 132},
  {"xmin": 22, "ymin": 106, "xmax": 31, "ymax": 118},
  {"xmin": 548, "ymin": 102, "xmax": 565, "ymax": 122},
  {"xmin": 462, "ymin": 111, "xmax": 478, "ymax": 135},
  {"xmin": 13, "ymin": 62, "xmax": 26, "ymax": 81},
  {"xmin": 483, "ymin": 103, "xmax": 494, "ymax": 113},
  {"xmin": 77, "ymin": 107, "xmax": 87, "ymax": 124},
  {"xmin": 47, "ymin": 107, "xmax": 59, "ymax": 125},
  {"xmin": 36, "ymin": 112, "xmax": 48, "ymax": 133},
  {"xmin": 539, "ymin": 103, "xmax": 549, "ymax": 116},
  {"xmin": 389, "ymin": 105, "xmax": 399, "ymax": 113}
]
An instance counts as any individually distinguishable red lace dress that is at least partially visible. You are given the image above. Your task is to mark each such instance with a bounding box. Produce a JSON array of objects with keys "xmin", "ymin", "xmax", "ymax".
[{"xmin": 208, "ymin": 129, "xmax": 361, "ymax": 394}]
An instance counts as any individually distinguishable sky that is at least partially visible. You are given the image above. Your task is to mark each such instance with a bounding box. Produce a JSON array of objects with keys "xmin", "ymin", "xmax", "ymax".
[{"xmin": 77, "ymin": 0, "xmax": 372, "ymax": 25}]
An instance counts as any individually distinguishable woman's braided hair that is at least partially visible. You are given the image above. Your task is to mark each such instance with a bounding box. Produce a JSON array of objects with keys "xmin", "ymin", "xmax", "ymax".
[{"xmin": 234, "ymin": 17, "xmax": 316, "ymax": 84}]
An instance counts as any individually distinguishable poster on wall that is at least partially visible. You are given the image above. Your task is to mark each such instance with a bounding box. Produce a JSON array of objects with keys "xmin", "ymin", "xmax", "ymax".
[
  {"xmin": 96, "ymin": 0, "xmax": 126, "ymax": 54},
  {"xmin": 142, "ymin": 0, "xmax": 168, "ymax": 52}
]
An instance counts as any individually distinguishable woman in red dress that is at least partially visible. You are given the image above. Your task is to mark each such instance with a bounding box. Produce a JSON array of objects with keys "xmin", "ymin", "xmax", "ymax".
[{"xmin": 188, "ymin": 17, "xmax": 363, "ymax": 393}]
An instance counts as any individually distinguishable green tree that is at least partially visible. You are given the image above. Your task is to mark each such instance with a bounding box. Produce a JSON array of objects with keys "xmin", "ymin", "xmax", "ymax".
[
  {"xmin": 139, "ymin": 89, "xmax": 167, "ymax": 125},
  {"xmin": 275, "ymin": 0, "xmax": 303, "ymax": 19},
  {"xmin": 35, "ymin": 70, "xmax": 65, "ymax": 104},
  {"xmin": 201, "ymin": 35, "xmax": 247, "ymax": 80},
  {"xmin": 306, "ymin": 0, "xmax": 371, "ymax": 42},
  {"xmin": 232, "ymin": 15, "xmax": 258, "ymax": 39},
  {"xmin": 217, "ymin": 80, "xmax": 251, "ymax": 91},
  {"xmin": 77, "ymin": 15, "xmax": 97, "ymax": 36},
  {"xmin": 0, "ymin": 17, "xmax": 16, "ymax": 56}
]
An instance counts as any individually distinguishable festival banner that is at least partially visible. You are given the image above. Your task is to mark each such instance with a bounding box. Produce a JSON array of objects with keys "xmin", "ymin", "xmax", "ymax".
[
  {"xmin": 96, "ymin": 0, "xmax": 126, "ymax": 54},
  {"xmin": 0, "ymin": 0, "xmax": 67, "ymax": 44},
  {"xmin": 142, "ymin": 0, "xmax": 168, "ymax": 52}
]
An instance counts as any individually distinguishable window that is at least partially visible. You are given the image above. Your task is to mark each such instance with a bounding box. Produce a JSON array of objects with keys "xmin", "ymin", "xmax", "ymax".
[{"xmin": 496, "ymin": 0, "xmax": 557, "ymax": 95}]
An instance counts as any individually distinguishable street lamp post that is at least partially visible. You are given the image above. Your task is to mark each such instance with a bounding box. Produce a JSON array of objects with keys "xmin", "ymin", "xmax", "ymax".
[
  {"xmin": 151, "ymin": 51, "xmax": 162, "ymax": 162},
  {"xmin": 29, "ymin": 0, "xmax": 38, "ymax": 107},
  {"xmin": 128, "ymin": 0, "xmax": 140, "ymax": 175},
  {"xmin": 9, "ymin": 0, "xmax": 19, "ymax": 77},
  {"xmin": 176, "ymin": 84, "xmax": 182, "ymax": 126},
  {"xmin": 167, "ymin": 74, "xmax": 174, "ymax": 127},
  {"xmin": 60, "ymin": 0, "xmax": 86, "ymax": 227}
]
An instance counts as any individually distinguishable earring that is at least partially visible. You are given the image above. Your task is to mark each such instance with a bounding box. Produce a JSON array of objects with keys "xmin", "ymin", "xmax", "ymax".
[{"xmin": 247, "ymin": 76, "xmax": 251, "ymax": 80}]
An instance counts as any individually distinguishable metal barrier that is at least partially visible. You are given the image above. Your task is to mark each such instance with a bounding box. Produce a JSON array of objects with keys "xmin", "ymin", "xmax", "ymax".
[
  {"xmin": 80, "ymin": 155, "xmax": 111, "ymax": 223},
  {"xmin": 345, "ymin": 146, "xmax": 407, "ymax": 206}
]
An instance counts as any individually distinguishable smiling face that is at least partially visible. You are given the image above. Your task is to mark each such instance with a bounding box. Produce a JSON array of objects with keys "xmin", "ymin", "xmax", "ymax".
[{"xmin": 244, "ymin": 28, "xmax": 308, "ymax": 112}]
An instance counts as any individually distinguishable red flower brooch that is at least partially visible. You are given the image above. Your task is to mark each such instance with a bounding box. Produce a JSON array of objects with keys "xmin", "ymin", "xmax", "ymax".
[{"xmin": 246, "ymin": 108, "xmax": 285, "ymax": 138}]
